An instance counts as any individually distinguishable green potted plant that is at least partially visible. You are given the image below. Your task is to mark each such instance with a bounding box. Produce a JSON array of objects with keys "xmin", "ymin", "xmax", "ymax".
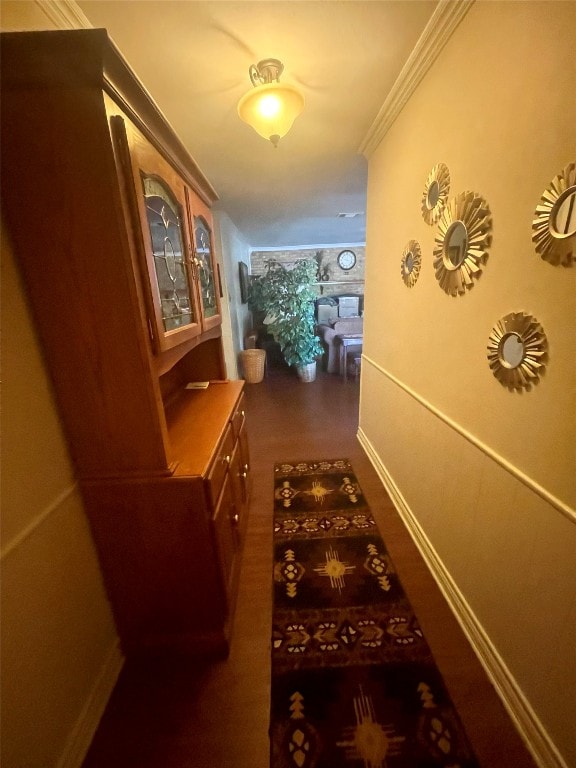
[{"xmin": 248, "ymin": 258, "xmax": 323, "ymax": 381}]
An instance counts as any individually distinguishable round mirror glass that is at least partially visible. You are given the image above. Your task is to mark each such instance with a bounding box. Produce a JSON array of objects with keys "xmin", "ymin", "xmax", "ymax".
[
  {"xmin": 405, "ymin": 252, "xmax": 414, "ymax": 272},
  {"xmin": 427, "ymin": 180, "xmax": 440, "ymax": 210},
  {"xmin": 443, "ymin": 220, "xmax": 468, "ymax": 268},
  {"xmin": 552, "ymin": 187, "xmax": 576, "ymax": 237},
  {"xmin": 500, "ymin": 333, "xmax": 525, "ymax": 368}
]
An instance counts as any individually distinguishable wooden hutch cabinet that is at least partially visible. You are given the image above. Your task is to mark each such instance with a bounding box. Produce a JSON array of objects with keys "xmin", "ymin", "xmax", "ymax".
[{"xmin": 1, "ymin": 29, "xmax": 250, "ymax": 655}]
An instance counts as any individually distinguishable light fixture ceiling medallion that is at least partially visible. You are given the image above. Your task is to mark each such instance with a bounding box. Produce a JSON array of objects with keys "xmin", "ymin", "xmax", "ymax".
[{"xmin": 237, "ymin": 58, "xmax": 304, "ymax": 147}]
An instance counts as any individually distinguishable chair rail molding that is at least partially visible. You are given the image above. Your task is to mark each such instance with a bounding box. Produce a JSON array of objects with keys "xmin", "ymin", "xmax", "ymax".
[
  {"xmin": 0, "ymin": 483, "xmax": 77, "ymax": 561},
  {"xmin": 362, "ymin": 355, "xmax": 575, "ymax": 524},
  {"xmin": 359, "ymin": 0, "xmax": 475, "ymax": 157},
  {"xmin": 357, "ymin": 426, "xmax": 571, "ymax": 768},
  {"xmin": 34, "ymin": 0, "xmax": 92, "ymax": 29}
]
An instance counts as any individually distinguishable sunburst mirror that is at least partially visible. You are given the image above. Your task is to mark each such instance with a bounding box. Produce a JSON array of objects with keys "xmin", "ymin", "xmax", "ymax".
[
  {"xmin": 433, "ymin": 191, "xmax": 492, "ymax": 295},
  {"xmin": 532, "ymin": 162, "xmax": 576, "ymax": 266},
  {"xmin": 487, "ymin": 312, "xmax": 548, "ymax": 390},
  {"xmin": 421, "ymin": 162, "xmax": 450, "ymax": 225},
  {"xmin": 400, "ymin": 240, "xmax": 422, "ymax": 287}
]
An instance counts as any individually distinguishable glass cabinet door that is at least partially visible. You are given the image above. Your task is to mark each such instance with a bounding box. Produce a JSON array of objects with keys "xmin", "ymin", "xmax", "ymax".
[
  {"xmin": 186, "ymin": 188, "xmax": 221, "ymax": 331},
  {"xmin": 123, "ymin": 124, "xmax": 202, "ymax": 353},
  {"xmin": 194, "ymin": 215, "xmax": 219, "ymax": 323},
  {"xmin": 142, "ymin": 175, "xmax": 196, "ymax": 333}
]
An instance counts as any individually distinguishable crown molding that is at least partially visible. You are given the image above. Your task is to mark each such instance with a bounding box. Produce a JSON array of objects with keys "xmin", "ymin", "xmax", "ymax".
[
  {"xmin": 359, "ymin": 0, "xmax": 475, "ymax": 158},
  {"xmin": 41, "ymin": 1, "xmax": 471, "ymax": 161},
  {"xmin": 34, "ymin": 0, "xmax": 92, "ymax": 30}
]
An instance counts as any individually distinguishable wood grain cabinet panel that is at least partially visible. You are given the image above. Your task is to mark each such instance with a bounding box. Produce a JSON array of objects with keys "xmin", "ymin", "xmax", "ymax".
[
  {"xmin": 228, "ymin": 393, "xmax": 251, "ymax": 544},
  {"xmin": 230, "ymin": 424, "xmax": 251, "ymax": 540},
  {"xmin": 211, "ymin": 474, "xmax": 239, "ymax": 605},
  {"xmin": 206, "ymin": 424, "xmax": 236, "ymax": 508},
  {"xmin": 1, "ymin": 28, "xmax": 249, "ymax": 657}
]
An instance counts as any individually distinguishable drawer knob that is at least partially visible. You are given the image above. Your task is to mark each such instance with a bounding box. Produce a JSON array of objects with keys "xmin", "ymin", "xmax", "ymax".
[
  {"xmin": 240, "ymin": 471, "xmax": 248, "ymax": 479},
  {"xmin": 223, "ymin": 454, "xmax": 231, "ymax": 465},
  {"xmin": 241, "ymin": 410, "xmax": 245, "ymax": 418},
  {"xmin": 232, "ymin": 513, "xmax": 239, "ymax": 525}
]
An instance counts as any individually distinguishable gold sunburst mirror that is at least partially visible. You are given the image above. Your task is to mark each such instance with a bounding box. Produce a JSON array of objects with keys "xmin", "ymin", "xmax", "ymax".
[
  {"xmin": 400, "ymin": 240, "xmax": 422, "ymax": 287},
  {"xmin": 532, "ymin": 162, "xmax": 576, "ymax": 266},
  {"xmin": 487, "ymin": 312, "xmax": 548, "ymax": 390},
  {"xmin": 421, "ymin": 162, "xmax": 450, "ymax": 225},
  {"xmin": 433, "ymin": 191, "xmax": 492, "ymax": 296}
]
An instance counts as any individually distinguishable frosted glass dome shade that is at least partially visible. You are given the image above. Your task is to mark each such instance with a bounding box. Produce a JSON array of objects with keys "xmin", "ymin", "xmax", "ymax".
[{"xmin": 237, "ymin": 82, "xmax": 305, "ymax": 147}]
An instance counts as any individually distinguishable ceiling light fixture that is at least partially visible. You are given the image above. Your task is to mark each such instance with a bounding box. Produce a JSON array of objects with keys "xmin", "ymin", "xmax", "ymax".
[{"xmin": 237, "ymin": 58, "xmax": 304, "ymax": 148}]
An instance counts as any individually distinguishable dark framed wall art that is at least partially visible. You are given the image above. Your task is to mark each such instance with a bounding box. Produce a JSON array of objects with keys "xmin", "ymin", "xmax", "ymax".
[{"xmin": 238, "ymin": 261, "xmax": 249, "ymax": 304}]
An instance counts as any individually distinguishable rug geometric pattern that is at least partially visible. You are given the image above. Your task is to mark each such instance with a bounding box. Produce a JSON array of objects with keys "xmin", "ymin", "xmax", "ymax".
[{"xmin": 270, "ymin": 459, "xmax": 480, "ymax": 768}]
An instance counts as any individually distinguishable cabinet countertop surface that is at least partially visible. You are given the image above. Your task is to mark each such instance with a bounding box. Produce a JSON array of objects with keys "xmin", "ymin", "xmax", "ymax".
[{"xmin": 165, "ymin": 379, "xmax": 244, "ymax": 478}]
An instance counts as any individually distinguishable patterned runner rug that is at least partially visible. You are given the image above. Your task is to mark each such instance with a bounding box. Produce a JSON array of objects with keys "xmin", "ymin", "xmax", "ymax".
[{"xmin": 270, "ymin": 459, "xmax": 480, "ymax": 768}]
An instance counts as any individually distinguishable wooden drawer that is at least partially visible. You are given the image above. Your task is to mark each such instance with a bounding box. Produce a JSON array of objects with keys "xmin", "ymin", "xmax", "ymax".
[
  {"xmin": 229, "ymin": 438, "xmax": 248, "ymax": 547},
  {"xmin": 231, "ymin": 393, "xmax": 247, "ymax": 440},
  {"xmin": 211, "ymin": 474, "xmax": 237, "ymax": 604},
  {"xmin": 238, "ymin": 421, "xmax": 251, "ymax": 502},
  {"xmin": 206, "ymin": 424, "xmax": 235, "ymax": 508}
]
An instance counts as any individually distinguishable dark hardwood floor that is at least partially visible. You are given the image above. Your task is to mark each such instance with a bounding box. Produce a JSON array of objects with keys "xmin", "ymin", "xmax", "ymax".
[{"xmin": 82, "ymin": 366, "xmax": 536, "ymax": 768}]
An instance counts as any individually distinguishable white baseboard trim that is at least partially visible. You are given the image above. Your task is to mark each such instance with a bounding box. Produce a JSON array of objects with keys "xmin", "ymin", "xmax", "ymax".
[
  {"xmin": 57, "ymin": 640, "xmax": 124, "ymax": 768},
  {"xmin": 357, "ymin": 426, "xmax": 569, "ymax": 768}
]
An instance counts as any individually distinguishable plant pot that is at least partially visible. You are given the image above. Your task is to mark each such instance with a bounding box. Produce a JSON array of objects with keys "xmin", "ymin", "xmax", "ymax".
[{"xmin": 296, "ymin": 361, "xmax": 317, "ymax": 383}]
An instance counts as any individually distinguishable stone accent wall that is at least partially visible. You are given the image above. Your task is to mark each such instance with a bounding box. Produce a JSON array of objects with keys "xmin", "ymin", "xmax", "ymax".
[{"xmin": 250, "ymin": 246, "xmax": 365, "ymax": 299}]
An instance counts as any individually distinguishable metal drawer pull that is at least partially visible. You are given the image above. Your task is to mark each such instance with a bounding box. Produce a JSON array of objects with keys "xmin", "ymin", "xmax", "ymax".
[
  {"xmin": 239, "ymin": 470, "xmax": 248, "ymax": 502},
  {"xmin": 232, "ymin": 513, "xmax": 239, "ymax": 525},
  {"xmin": 223, "ymin": 454, "xmax": 231, "ymax": 465}
]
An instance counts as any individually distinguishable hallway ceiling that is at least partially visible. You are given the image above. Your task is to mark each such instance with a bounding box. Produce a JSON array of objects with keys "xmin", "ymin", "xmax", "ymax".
[{"xmin": 77, "ymin": 0, "xmax": 437, "ymax": 247}]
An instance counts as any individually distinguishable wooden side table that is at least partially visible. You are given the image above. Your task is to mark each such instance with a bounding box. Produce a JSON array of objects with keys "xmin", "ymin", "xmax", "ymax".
[{"xmin": 336, "ymin": 334, "xmax": 363, "ymax": 382}]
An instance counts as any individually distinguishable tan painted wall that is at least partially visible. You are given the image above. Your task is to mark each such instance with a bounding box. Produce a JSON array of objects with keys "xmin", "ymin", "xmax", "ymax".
[
  {"xmin": 360, "ymin": 2, "xmax": 575, "ymax": 766},
  {"xmin": 1, "ymin": 226, "xmax": 121, "ymax": 768},
  {"xmin": 214, "ymin": 210, "xmax": 253, "ymax": 375},
  {"xmin": 1, "ymin": 4, "xmax": 121, "ymax": 767}
]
